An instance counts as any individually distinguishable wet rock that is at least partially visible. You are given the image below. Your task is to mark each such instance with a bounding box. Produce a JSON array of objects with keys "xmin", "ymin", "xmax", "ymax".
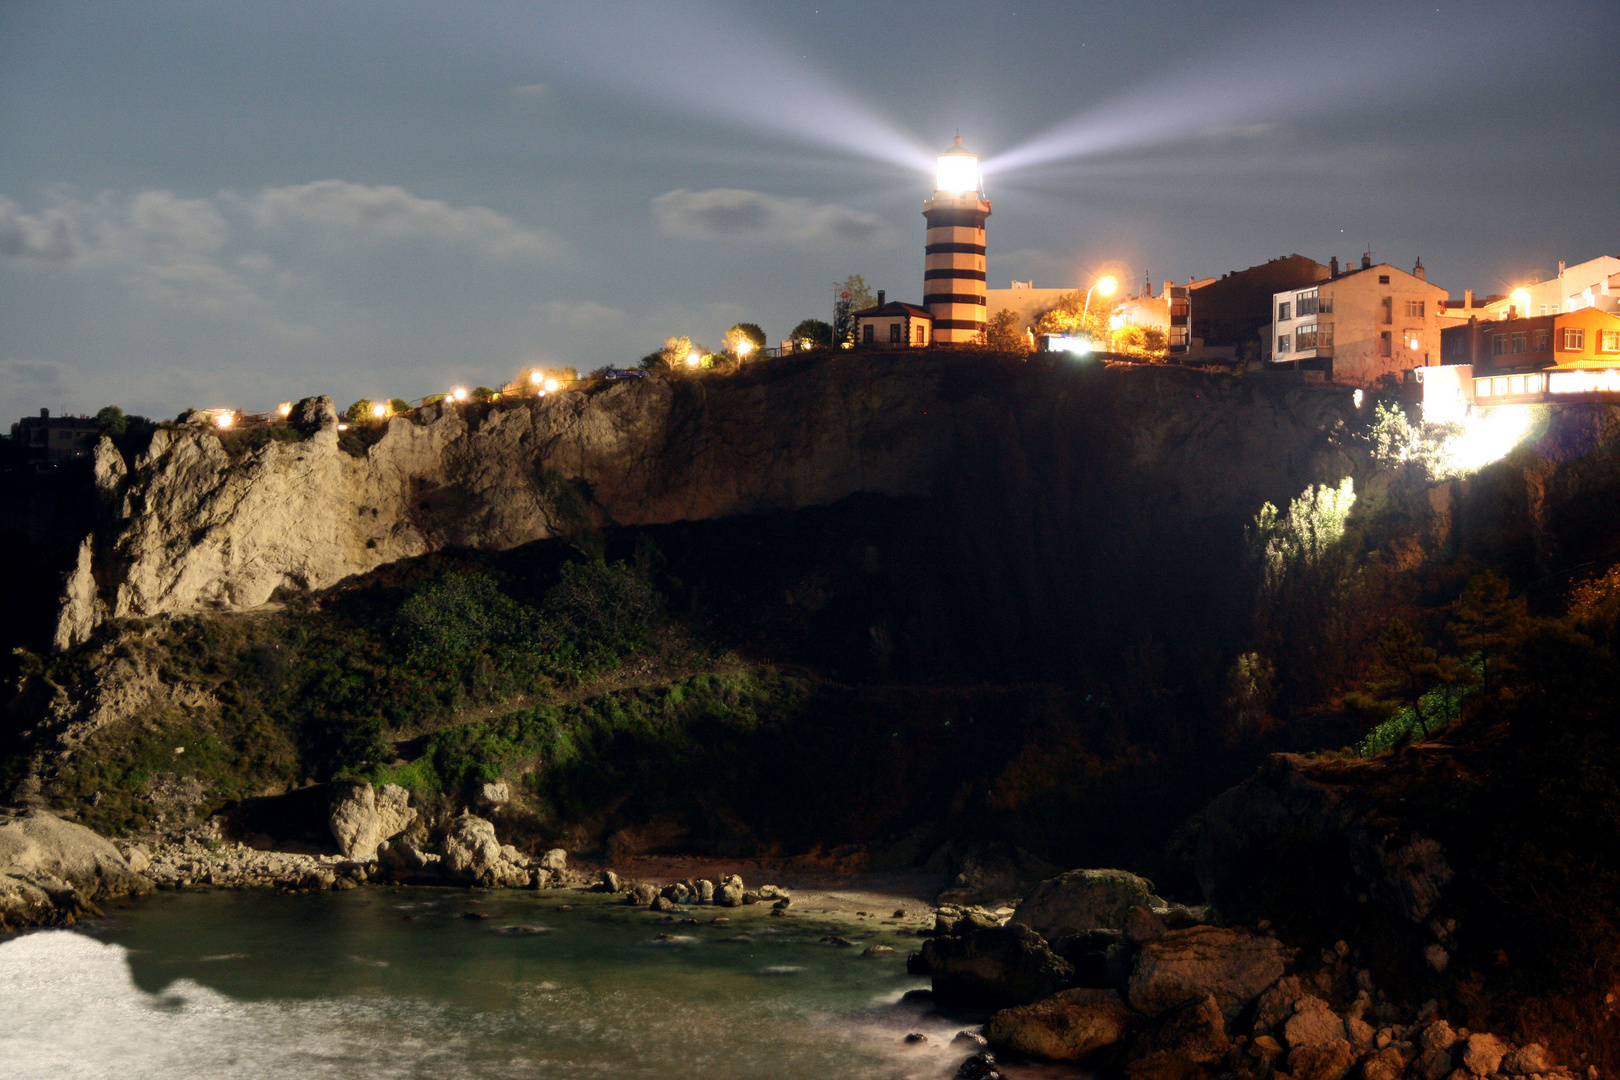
[
  {"xmin": 1010, "ymin": 868, "xmax": 1156, "ymax": 940},
  {"xmin": 820, "ymin": 936, "xmax": 856, "ymax": 947},
  {"xmin": 953, "ymin": 1030, "xmax": 989, "ymax": 1048},
  {"xmin": 1125, "ymin": 992, "xmax": 1231, "ymax": 1080},
  {"xmin": 652, "ymin": 896, "xmax": 678, "ymax": 913},
  {"xmin": 0, "ymin": 810, "xmax": 152, "ymax": 929},
  {"xmin": 984, "ymin": 987, "xmax": 1134, "ymax": 1061},
  {"xmin": 327, "ymin": 782, "xmax": 415, "ymax": 861},
  {"xmin": 539, "ymin": 848, "xmax": 567, "ymax": 873},
  {"xmin": 861, "ymin": 944, "xmax": 895, "ymax": 957},
  {"xmin": 717, "ymin": 874, "xmax": 744, "ymax": 906},
  {"xmin": 923, "ymin": 923, "xmax": 1076, "ymax": 1011},
  {"xmin": 935, "ymin": 904, "xmax": 1003, "ymax": 936},
  {"xmin": 953, "ymin": 1051, "xmax": 1003, "ymax": 1080},
  {"xmin": 594, "ymin": 869, "xmax": 621, "ymax": 893},
  {"xmin": 1127, "ymin": 925, "xmax": 1290, "ymax": 1021},
  {"xmin": 904, "ymin": 1033, "xmax": 929, "ymax": 1045},
  {"xmin": 907, "ymin": 951, "xmax": 931, "ymax": 975},
  {"xmin": 696, "ymin": 878, "xmax": 714, "ymax": 903}
]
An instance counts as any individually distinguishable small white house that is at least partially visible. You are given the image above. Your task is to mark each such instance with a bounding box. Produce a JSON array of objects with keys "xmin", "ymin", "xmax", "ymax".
[{"xmin": 852, "ymin": 291, "xmax": 933, "ymax": 348}]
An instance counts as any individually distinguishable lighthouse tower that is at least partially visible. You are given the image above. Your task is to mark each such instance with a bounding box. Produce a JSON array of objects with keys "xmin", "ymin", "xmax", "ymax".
[{"xmin": 922, "ymin": 136, "xmax": 991, "ymax": 344}]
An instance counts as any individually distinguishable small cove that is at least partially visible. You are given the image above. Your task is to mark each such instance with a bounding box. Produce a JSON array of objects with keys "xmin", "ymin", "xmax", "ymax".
[{"xmin": 1, "ymin": 886, "xmax": 1032, "ymax": 1080}]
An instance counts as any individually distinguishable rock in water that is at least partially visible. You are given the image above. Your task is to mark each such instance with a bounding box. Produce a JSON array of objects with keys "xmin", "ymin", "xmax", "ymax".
[
  {"xmin": 716, "ymin": 874, "xmax": 745, "ymax": 907},
  {"xmin": 1127, "ymin": 925, "xmax": 1290, "ymax": 1021},
  {"xmin": 0, "ymin": 810, "xmax": 153, "ymax": 930},
  {"xmin": 1010, "ymin": 869, "xmax": 1157, "ymax": 940},
  {"xmin": 328, "ymin": 782, "xmax": 415, "ymax": 860},
  {"xmin": 922, "ymin": 923, "xmax": 1076, "ymax": 1010},
  {"xmin": 984, "ymin": 987, "xmax": 1135, "ymax": 1061}
]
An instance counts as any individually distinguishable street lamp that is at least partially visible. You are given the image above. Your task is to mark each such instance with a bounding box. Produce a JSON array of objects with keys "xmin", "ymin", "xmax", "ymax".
[
  {"xmin": 685, "ymin": 351, "xmax": 702, "ymax": 367},
  {"xmin": 451, "ymin": 386, "xmax": 468, "ymax": 402},
  {"xmin": 1510, "ymin": 288, "xmax": 1531, "ymax": 318},
  {"xmin": 1081, "ymin": 275, "xmax": 1119, "ymax": 326},
  {"xmin": 735, "ymin": 340, "xmax": 754, "ymax": 359}
]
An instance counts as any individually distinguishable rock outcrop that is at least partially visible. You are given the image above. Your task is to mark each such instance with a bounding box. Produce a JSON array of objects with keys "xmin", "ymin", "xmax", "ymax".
[
  {"xmin": 922, "ymin": 923, "xmax": 1076, "ymax": 1009},
  {"xmin": 1010, "ymin": 868, "xmax": 1158, "ymax": 940},
  {"xmin": 0, "ymin": 809, "xmax": 152, "ymax": 929},
  {"xmin": 1126, "ymin": 925, "xmax": 1291, "ymax": 1021},
  {"xmin": 440, "ymin": 812, "xmax": 530, "ymax": 887},
  {"xmin": 984, "ymin": 987, "xmax": 1134, "ymax": 1061},
  {"xmin": 327, "ymin": 782, "xmax": 415, "ymax": 860}
]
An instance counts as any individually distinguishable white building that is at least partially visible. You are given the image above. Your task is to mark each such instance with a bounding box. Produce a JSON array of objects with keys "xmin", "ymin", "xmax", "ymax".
[
  {"xmin": 1270, "ymin": 256, "xmax": 1448, "ymax": 386},
  {"xmin": 1482, "ymin": 255, "xmax": 1620, "ymax": 319}
]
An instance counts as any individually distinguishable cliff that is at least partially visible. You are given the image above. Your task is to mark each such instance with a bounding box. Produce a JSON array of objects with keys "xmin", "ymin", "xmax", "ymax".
[{"xmin": 52, "ymin": 355, "xmax": 1362, "ymax": 650}]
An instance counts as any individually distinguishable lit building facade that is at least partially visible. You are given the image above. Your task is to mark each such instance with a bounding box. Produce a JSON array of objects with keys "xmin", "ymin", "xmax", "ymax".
[
  {"xmin": 1443, "ymin": 308, "xmax": 1620, "ymax": 405},
  {"xmin": 1270, "ymin": 256, "xmax": 1447, "ymax": 386},
  {"xmin": 851, "ymin": 290, "xmax": 933, "ymax": 348},
  {"xmin": 923, "ymin": 137, "xmax": 991, "ymax": 344}
]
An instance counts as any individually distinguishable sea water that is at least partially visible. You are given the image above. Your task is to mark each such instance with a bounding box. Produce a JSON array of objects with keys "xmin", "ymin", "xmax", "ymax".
[{"xmin": 0, "ymin": 887, "xmax": 990, "ymax": 1079}]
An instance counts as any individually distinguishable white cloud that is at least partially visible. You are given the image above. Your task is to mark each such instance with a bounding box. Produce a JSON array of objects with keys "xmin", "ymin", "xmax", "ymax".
[
  {"xmin": 511, "ymin": 82, "xmax": 553, "ymax": 101},
  {"xmin": 0, "ymin": 357, "xmax": 77, "ymax": 407},
  {"xmin": 651, "ymin": 188, "xmax": 894, "ymax": 245},
  {"xmin": 0, "ymin": 196, "xmax": 77, "ymax": 261},
  {"xmin": 243, "ymin": 180, "xmax": 559, "ymax": 258}
]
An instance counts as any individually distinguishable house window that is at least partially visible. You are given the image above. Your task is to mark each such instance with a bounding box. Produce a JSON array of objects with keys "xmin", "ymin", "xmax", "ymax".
[
  {"xmin": 1533, "ymin": 329, "xmax": 1551, "ymax": 351},
  {"xmin": 890, "ymin": 322, "xmax": 902, "ymax": 344},
  {"xmin": 1277, "ymin": 301, "xmax": 1291, "ymax": 322},
  {"xmin": 1379, "ymin": 331, "xmax": 1392, "ymax": 357},
  {"xmin": 1404, "ymin": 300, "xmax": 1425, "ymax": 318},
  {"xmin": 1378, "ymin": 275, "xmax": 1390, "ymax": 284},
  {"xmin": 1318, "ymin": 297, "xmax": 1333, "ymax": 313},
  {"xmin": 1295, "ymin": 323, "xmax": 1317, "ymax": 350},
  {"xmin": 1601, "ymin": 330, "xmax": 1620, "ymax": 352},
  {"xmin": 1509, "ymin": 376, "xmax": 1525, "ymax": 395},
  {"xmin": 1296, "ymin": 290, "xmax": 1318, "ymax": 316},
  {"xmin": 915, "ymin": 325, "xmax": 926, "ymax": 344},
  {"xmin": 1407, "ymin": 330, "xmax": 1423, "ymax": 351},
  {"xmin": 1381, "ymin": 297, "xmax": 1393, "ymax": 324},
  {"xmin": 1511, "ymin": 332, "xmax": 1526, "ymax": 354},
  {"xmin": 1563, "ymin": 327, "xmax": 1585, "ymax": 350},
  {"xmin": 1491, "ymin": 334, "xmax": 1508, "ymax": 357},
  {"xmin": 1447, "ymin": 336, "xmax": 1465, "ymax": 360},
  {"xmin": 862, "ymin": 324, "xmax": 874, "ymax": 344},
  {"xmin": 1276, "ymin": 334, "xmax": 1290, "ymax": 354},
  {"xmin": 1318, "ymin": 327, "xmax": 1334, "ymax": 349}
]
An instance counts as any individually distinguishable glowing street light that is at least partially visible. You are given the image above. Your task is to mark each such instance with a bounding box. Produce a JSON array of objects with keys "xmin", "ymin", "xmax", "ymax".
[
  {"xmin": 543, "ymin": 377, "xmax": 560, "ymax": 392},
  {"xmin": 450, "ymin": 386, "xmax": 468, "ymax": 402},
  {"xmin": 1510, "ymin": 288, "xmax": 1531, "ymax": 316},
  {"xmin": 371, "ymin": 402, "xmax": 388, "ymax": 419},
  {"xmin": 1082, "ymin": 274, "xmax": 1119, "ymax": 325},
  {"xmin": 214, "ymin": 411, "xmax": 234, "ymax": 429},
  {"xmin": 735, "ymin": 340, "xmax": 754, "ymax": 358},
  {"xmin": 277, "ymin": 402, "xmax": 292, "ymax": 418},
  {"xmin": 686, "ymin": 351, "xmax": 702, "ymax": 367},
  {"xmin": 529, "ymin": 371, "xmax": 544, "ymax": 385}
]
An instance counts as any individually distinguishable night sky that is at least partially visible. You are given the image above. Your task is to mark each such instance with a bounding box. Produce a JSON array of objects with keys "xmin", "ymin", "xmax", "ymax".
[{"xmin": 2, "ymin": 0, "xmax": 1615, "ymax": 422}]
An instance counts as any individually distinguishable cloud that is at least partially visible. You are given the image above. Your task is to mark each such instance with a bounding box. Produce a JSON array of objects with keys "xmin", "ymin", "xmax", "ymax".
[
  {"xmin": 244, "ymin": 180, "xmax": 558, "ymax": 258},
  {"xmin": 1, "ymin": 357, "xmax": 77, "ymax": 408},
  {"xmin": 542, "ymin": 300, "xmax": 628, "ymax": 330},
  {"xmin": 651, "ymin": 188, "xmax": 893, "ymax": 245},
  {"xmin": 0, "ymin": 196, "xmax": 78, "ymax": 261},
  {"xmin": 511, "ymin": 82, "xmax": 553, "ymax": 101}
]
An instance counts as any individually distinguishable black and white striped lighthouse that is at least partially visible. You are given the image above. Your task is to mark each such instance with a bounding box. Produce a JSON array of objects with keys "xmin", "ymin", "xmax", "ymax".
[{"xmin": 922, "ymin": 136, "xmax": 991, "ymax": 344}]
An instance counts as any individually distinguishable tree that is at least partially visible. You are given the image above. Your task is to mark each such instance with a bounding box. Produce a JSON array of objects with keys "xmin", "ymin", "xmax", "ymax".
[
  {"xmin": 725, "ymin": 323, "xmax": 767, "ymax": 356},
  {"xmin": 790, "ymin": 319, "xmax": 832, "ymax": 350},
  {"xmin": 1448, "ymin": 571, "xmax": 1528, "ymax": 701},
  {"xmin": 1032, "ymin": 290, "xmax": 1112, "ymax": 340},
  {"xmin": 389, "ymin": 398, "xmax": 411, "ymax": 414},
  {"xmin": 832, "ymin": 274, "xmax": 874, "ymax": 344},
  {"xmin": 94, "ymin": 405, "xmax": 128, "ymax": 437},
  {"xmin": 986, "ymin": 309, "xmax": 1026, "ymax": 353},
  {"xmin": 345, "ymin": 399, "xmax": 375, "ymax": 422},
  {"xmin": 642, "ymin": 336, "xmax": 696, "ymax": 373},
  {"xmin": 1114, "ymin": 325, "xmax": 1169, "ymax": 362}
]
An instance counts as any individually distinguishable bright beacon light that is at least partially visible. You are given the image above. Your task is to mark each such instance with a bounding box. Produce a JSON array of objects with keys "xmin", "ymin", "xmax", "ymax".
[{"xmin": 935, "ymin": 136, "xmax": 981, "ymax": 195}]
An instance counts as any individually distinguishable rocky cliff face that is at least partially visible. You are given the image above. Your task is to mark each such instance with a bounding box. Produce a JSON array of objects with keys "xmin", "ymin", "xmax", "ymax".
[{"xmin": 51, "ymin": 357, "xmax": 1363, "ymax": 649}]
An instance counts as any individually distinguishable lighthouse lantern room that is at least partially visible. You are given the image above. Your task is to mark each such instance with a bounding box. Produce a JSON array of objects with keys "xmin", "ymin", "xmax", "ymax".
[{"xmin": 922, "ymin": 137, "xmax": 992, "ymax": 345}]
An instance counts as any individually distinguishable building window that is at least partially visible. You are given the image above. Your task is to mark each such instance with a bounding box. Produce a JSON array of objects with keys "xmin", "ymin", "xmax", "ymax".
[
  {"xmin": 1563, "ymin": 327, "xmax": 1585, "ymax": 350},
  {"xmin": 915, "ymin": 325, "xmax": 926, "ymax": 344},
  {"xmin": 1296, "ymin": 290, "xmax": 1318, "ymax": 316},
  {"xmin": 1447, "ymin": 335, "xmax": 1465, "ymax": 360},
  {"xmin": 1295, "ymin": 323, "xmax": 1317, "ymax": 350},
  {"xmin": 1318, "ymin": 327, "xmax": 1333, "ymax": 349},
  {"xmin": 1407, "ymin": 330, "xmax": 1423, "ymax": 351},
  {"xmin": 1534, "ymin": 329, "xmax": 1551, "ymax": 351},
  {"xmin": 1378, "ymin": 275, "xmax": 1390, "ymax": 284},
  {"xmin": 1380, "ymin": 331, "xmax": 1392, "ymax": 357},
  {"xmin": 1404, "ymin": 300, "xmax": 1424, "ymax": 317},
  {"xmin": 890, "ymin": 322, "xmax": 901, "ymax": 344},
  {"xmin": 1169, "ymin": 327, "xmax": 1189, "ymax": 346},
  {"xmin": 1511, "ymin": 332, "xmax": 1526, "ymax": 354},
  {"xmin": 1276, "ymin": 334, "xmax": 1290, "ymax": 354},
  {"xmin": 1277, "ymin": 301, "xmax": 1291, "ymax": 322},
  {"xmin": 1380, "ymin": 297, "xmax": 1392, "ymax": 324},
  {"xmin": 1601, "ymin": 330, "xmax": 1620, "ymax": 352},
  {"xmin": 862, "ymin": 324, "xmax": 874, "ymax": 344},
  {"xmin": 1491, "ymin": 334, "xmax": 1507, "ymax": 357},
  {"xmin": 1318, "ymin": 297, "xmax": 1333, "ymax": 313}
]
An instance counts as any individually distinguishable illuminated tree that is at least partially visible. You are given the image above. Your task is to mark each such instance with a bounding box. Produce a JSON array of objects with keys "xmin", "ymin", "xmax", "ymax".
[
  {"xmin": 389, "ymin": 398, "xmax": 411, "ymax": 413},
  {"xmin": 790, "ymin": 319, "xmax": 832, "ymax": 349},
  {"xmin": 725, "ymin": 323, "xmax": 767, "ymax": 356},
  {"xmin": 832, "ymin": 274, "xmax": 874, "ymax": 344},
  {"xmin": 986, "ymin": 309, "xmax": 1026, "ymax": 352},
  {"xmin": 345, "ymin": 399, "xmax": 375, "ymax": 422},
  {"xmin": 1114, "ymin": 325, "xmax": 1169, "ymax": 362},
  {"xmin": 1032, "ymin": 291, "xmax": 1112, "ymax": 339}
]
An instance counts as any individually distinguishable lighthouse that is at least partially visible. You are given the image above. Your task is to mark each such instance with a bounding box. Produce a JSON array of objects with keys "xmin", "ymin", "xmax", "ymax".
[{"xmin": 922, "ymin": 136, "xmax": 991, "ymax": 344}]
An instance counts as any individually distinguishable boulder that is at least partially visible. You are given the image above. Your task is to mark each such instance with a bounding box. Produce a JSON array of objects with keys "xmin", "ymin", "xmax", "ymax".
[
  {"xmin": 923, "ymin": 923, "xmax": 1076, "ymax": 1010},
  {"xmin": 289, "ymin": 394, "xmax": 338, "ymax": 435},
  {"xmin": 440, "ymin": 813, "xmax": 526, "ymax": 887},
  {"xmin": 120, "ymin": 843, "xmax": 152, "ymax": 874},
  {"xmin": 1412, "ymin": 1047, "xmax": 1455, "ymax": 1080},
  {"xmin": 1010, "ymin": 869, "xmax": 1157, "ymax": 941},
  {"xmin": 716, "ymin": 874, "xmax": 744, "ymax": 906},
  {"xmin": 1127, "ymin": 925, "xmax": 1290, "ymax": 1021},
  {"xmin": 327, "ymin": 783, "xmax": 415, "ymax": 860},
  {"xmin": 1252, "ymin": 974, "xmax": 1308, "ymax": 1035},
  {"xmin": 984, "ymin": 987, "xmax": 1134, "ymax": 1061},
  {"xmin": 1501, "ymin": 1044, "xmax": 1552, "ymax": 1075},
  {"xmin": 1460, "ymin": 1033, "xmax": 1508, "ymax": 1076},
  {"xmin": 1359, "ymin": 1046, "xmax": 1408, "ymax": 1080},
  {"xmin": 594, "ymin": 869, "xmax": 621, "ymax": 893},
  {"xmin": 1283, "ymin": 996, "xmax": 1348, "ymax": 1050},
  {"xmin": 539, "ymin": 848, "xmax": 568, "ymax": 873},
  {"xmin": 696, "ymin": 878, "xmax": 715, "ymax": 903},
  {"xmin": 1125, "ymin": 904, "xmax": 1169, "ymax": 945},
  {"xmin": 627, "ymin": 882, "xmax": 658, "ymax": 906},
  {"xmin": 936, "ymin": 904, "xmax": 1004, "ymax": 936},
  {"xmin": 1287, "ymin": 1039, "xmax": 1358, "ymax": 1080},
  {"xmin": 478, "ymin": 781, "xmax": 510, "ymax": 806},
  {"xmin": 1125, "ymin": 992, "xmax": 1231, "ymax": 1080},
  {"xmin": 0, "ymin": 810, "xmax": 152, "ymax": 929}
]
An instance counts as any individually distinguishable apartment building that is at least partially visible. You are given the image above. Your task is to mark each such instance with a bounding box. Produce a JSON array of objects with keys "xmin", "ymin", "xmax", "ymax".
[{"xmin": 1270, "ymin": 256, "xmax": 1448, "ymax": 386}]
